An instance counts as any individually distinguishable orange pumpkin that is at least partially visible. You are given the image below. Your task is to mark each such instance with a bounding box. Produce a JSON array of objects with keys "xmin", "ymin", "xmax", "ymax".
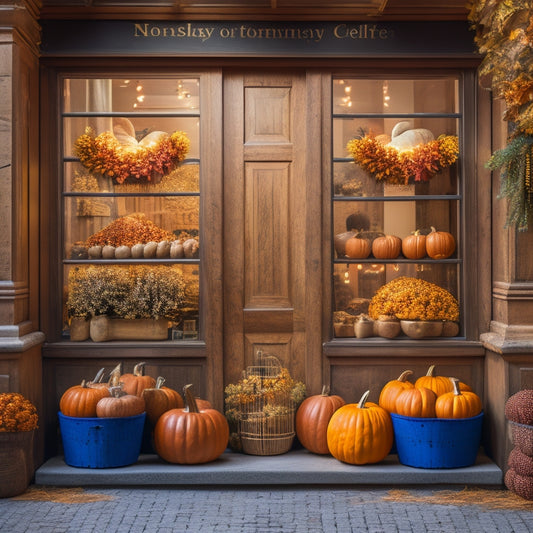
[
  {"xmin": 120, "ymin": 362, "xmax": 156, "ymax": 397},
  {"xmin": 142, "ymin": 376, "xmax": 184, "ymax": 427},
  {"xmin": 344, "ymin": 235, "xmax": 371, "ymax": 259},
  {"xmin": 154, "ymin": 384, "xmax": 229, "ymax": 464},
  {"xmin": 415, "ymin": 364, "xmax": 453, "ymax": 397},
  {"xmin": 378, "ymin": 370, "xmax": 415, "ymax": 413},
  {"xmin": 425, "ymin": 226, "xmax": 456, "ymax": 259},
  {"xmin": 435, "ymin": 377, "xmax": 482, "ymax": 419},
  {"xmin": 401, "ymin": 230, "xmax": 427, "ymax": 259},
  {"xmin": 296, "ymin": 385, "xmax": 346, "ymax": 455},
  {"xmin": 395, "ymin": 386, "xmax": 437, "ymax": 418},
  {"xmin": 326, "ymin": 390, "xmax": 393, "ymax": 465},
  {"xmin": 59, "ymin": 379, "xmax": 110, "ymax": 418},
  {"xmin": 372, "ymin": 235, "xmax": 402, "ymax": 259},
  {"xmin": 96, "ymin": 386, "xmax": 145, "ymax": 418}
]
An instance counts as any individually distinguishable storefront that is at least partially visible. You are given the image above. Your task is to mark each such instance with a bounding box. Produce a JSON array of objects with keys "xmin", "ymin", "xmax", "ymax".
[{"xmin": 1, "ymin": 1, "xmax": 532, "ymax": 473}]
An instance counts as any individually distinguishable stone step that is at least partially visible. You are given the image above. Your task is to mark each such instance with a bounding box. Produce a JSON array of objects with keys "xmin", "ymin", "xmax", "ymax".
[{"xmin": 35, "ymin": 450, "xmax": 503, "ymax": 487}]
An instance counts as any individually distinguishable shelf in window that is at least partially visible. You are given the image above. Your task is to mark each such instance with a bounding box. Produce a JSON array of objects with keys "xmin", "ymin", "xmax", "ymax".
[
  {"xmin": 333, "ymin": 258, "xmax": 460, "ymax": 264},
  {"xmin": 63, "ymin": 191, "xmax": 200, "ymax": 198},
  {"xmin": 333, "ymin": 194, "xmax": 461, "ymax": 202},
  {"xmin": 63, "ymin": 259, "xmax": 200, "ymax": 265},
  {"xmin": 332, "ymin": 112, "xmax": 462, "ymax": 119},
  {"xmin": 62, "ymin": 111, "xmax": 200, "ymax": 118}
]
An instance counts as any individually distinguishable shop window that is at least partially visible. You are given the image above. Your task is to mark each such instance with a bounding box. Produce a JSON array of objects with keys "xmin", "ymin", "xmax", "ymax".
[
  {"xmin": 61, "ymin": 78, "xmax": 200, "ymax": 342},
  {"xmin": 331, "ymin": 76, "xmax": 464, "ymax": 340}
]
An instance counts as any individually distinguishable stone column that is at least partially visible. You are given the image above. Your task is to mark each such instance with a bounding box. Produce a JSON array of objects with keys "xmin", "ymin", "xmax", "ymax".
[
  {"xmin": 0, "ymin": 1, "xmax": 44, "ymax": 464},
  {"xmin": 481, "ymin": 99, "xmax": 533, "ymax": 469}
]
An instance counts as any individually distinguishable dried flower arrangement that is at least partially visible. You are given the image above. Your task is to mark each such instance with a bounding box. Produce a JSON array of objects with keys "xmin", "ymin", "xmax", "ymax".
[
  {"xmin": 74, "ymin": 127, "xmax": 190, "ymax": 184},
  {"xmin": 67, "ymin": 264, "xmax": 188, "ymax": 321},
  {"xmin": 346, "ymin": 134, "xmax": 459, "ymax": 186},
  {"xmin": 0, "ymin": 393, "xmax": 38, "ymax": 432},
  {"xmin": 368, "ymin": 276, "xmax": 459, "ymax": 322}
]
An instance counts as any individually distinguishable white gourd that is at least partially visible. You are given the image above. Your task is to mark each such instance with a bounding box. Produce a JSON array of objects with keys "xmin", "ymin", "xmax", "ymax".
[{"xmin": 388, "ymin": 121, "xmax": 434, "ymax": 150}]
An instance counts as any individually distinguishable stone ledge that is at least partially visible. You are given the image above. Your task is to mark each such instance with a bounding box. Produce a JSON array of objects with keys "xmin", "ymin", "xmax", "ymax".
[{"xmin": 35, "ymin": 449, "xmax": 503, "ymax": 487}]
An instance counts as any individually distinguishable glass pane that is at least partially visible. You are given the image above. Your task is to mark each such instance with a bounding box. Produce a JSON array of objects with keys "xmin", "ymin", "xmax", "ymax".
[
  {"xmin": 63, "ymin": 263, "xmax": 200, "ymax": 340},
  {"xmin": 64, "ymin": 78, "xmax": 200, "ymax": 113},
  {"xmin": 333, "ymin": 78, "xmax": 459, "ymax": 115}
]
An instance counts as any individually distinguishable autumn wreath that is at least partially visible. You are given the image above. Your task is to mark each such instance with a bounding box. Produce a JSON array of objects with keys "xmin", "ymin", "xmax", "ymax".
[
  {"xmin": 346, "ymin": 133, "xmax": 459, "ymax": 186},
  {"xmin": 74, "ymin": 126, "xmax": 190, "ymax": 185}
]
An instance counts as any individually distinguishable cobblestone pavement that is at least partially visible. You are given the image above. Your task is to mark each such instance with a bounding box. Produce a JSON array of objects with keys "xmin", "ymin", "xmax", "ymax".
[{"xmin": 0, "ymin": 485, "xmax": 532, "ymax": 533}]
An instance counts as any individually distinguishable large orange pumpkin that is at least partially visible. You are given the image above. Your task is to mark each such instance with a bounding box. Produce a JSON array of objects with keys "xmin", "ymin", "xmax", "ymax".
[
  {"xmin": 425, "ymin": 226, "xmax": 456, "ymax": 259},
  {"xmin": 295, "ymin": 385, "xmax": 345, "ymax": 455},
  {"xmin": 378, "ymin": 370, "xmax": 414, "ymax": 414},
  {"xmin": 96, "ymin": 386, "xmax": 145, "ymax": 418},
  {"xmin": 395, "ymin": 386, "xmax": 437, "ymax": 418},
  {"xmin": 142, "ymin": 376, "xmax": 184, "ymax": 427},
  {"xmin": 372, "ymin": 235, "xmax": 402, "ymax": 259},
  {"xmin": 415, "ymin": 364, "xmax": 453, "ymax": 397},
  {"xmin": 59, "ymin": 379, "xmax": 110, "ymax": 418},
  {"xmin": 435, "ymin": 378, "xmax": 482, "ymax": 419},
  {"xmin": 326, "ymin": 390, "xmax": 393, "ymax": 465},
  {"xmin": 344, "ymin": 235, "xmax": 371, "ymax": 259},
  {"xmin": 154, "ymin": 384, "xmax": 229, "ymax": 464},
  {"xmin": 120, "ymin": 362, "xmax": 156, "ymax": 397},
  {"xmin": 401, "ymin": 230, "xmax": 426, "ymax": 259}
]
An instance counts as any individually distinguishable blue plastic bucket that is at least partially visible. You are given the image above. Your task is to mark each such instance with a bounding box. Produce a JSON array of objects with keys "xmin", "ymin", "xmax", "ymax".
[
  {"xmin": 390, "ymin": 412, "xmax": 483, "ymax": 469},
  {"xmin": 58, "ymin": 412, "xmax": 146, "ymax": 468}
]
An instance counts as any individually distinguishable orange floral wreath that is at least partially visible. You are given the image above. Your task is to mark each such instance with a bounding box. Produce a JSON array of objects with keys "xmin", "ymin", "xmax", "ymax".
[
  {"xmin": 346, "ymin": 134, "xmax": 459, "ymax": 186},
  {"xmin": 74, "ymin": 127, "xmax": 190, "ymax": 184}
]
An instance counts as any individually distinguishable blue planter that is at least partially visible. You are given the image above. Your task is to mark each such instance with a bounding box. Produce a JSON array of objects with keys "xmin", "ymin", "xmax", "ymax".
[
  {"xmin": 58, "ymin": 411, "xmax": 145, "ymax": 468},
  {"xmin": 390, "ymin": 412, "xmax": 483, "ymax": 469}
]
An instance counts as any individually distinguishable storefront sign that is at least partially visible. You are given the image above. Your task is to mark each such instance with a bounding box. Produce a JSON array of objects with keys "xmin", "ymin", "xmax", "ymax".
[{"xmin": 41, "ymin": 20, "xmax": 477, "ymax": 57}]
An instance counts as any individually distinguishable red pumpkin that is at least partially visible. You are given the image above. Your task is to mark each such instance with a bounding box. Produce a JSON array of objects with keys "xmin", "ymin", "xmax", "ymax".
[
  {"xmin": 372, "ymin": 235, "xmax": 401, "ymax": 259},
  {"xmin": 327, "ymin": 390, "xmax": 393, "ymax": 465},
  {"xmin": 154, "ymin": 384, "xmax": 229, "ymax": 464},
  {"xmin": 59, "ymin": 379, "xmax": 110, "ymax": 418},
  {"xmin": 378, "ymin": 370, "xmax": 414, "ymax": 414},
  {"xmin": 96, "ymin": 386, "xmax": 145, "ymax": 418},
  {"xmin": 142, "ymin": 376, "xmax": 184, "ymax": 426},
  {"xmin": 296, "ymin": 385, "xmax": 346, "ymax": 455},
  {"xmin": 120, "ymin": 362, "xmax": 156, "ymax": 397},
  {"xmin": 345, "ymin": 235, "xmax": 371, "ymax": 259},
  {"xmin": 401, "ymin": 230, "xmax": 426, "ymax": 259},
  {"xmin": 425, "ymin": 226, "xmax": 456, "ymax": 259}
]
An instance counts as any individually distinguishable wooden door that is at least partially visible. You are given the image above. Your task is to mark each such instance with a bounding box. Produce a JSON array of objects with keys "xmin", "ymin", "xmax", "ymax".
[{"xmin": 223, "ymin": 71, "xmax": 323, "ymax": 390}]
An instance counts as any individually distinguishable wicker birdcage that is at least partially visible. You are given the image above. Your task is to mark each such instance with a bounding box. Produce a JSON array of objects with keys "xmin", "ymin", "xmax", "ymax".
[{"xmin": 225, "ymin": 351, "xmax": 305, "ymax": 456}]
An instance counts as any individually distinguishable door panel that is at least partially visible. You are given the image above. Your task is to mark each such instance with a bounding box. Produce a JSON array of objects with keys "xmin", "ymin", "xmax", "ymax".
[{"xmin": 223, "ymin": 71, "xmax": 322, "ymax": 389}]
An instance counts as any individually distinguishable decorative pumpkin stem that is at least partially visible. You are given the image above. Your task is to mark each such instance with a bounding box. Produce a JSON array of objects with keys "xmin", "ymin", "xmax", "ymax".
[
  {"xmin": 321, "ymin": 385, "xmax": 330, "ymax": 396},
  {"xmin": 155, "ymin": 376, "xmax": 165, "ymax": 389},
  {"xmin": 108, "ymin": 363, "xmax": 122, "ymax": 387},
  {"xmin": 450, "ymin": 377, "xmax": 462, "ymax": 396},
  {"xmin": 426, "ymin": 364, "xmax": 436, "ymax": 377},
  {"xmin": 397, "ymin": 370, "xmax": 413, "ymax": 382},
  {"xmin": 357, "ymin": 390, "xmax": 370, "ymax": 409},
  {"xmin": 92, "ymin": 368, "xmax": 105, "ymax": 383},
  {"xmin": 134, "ymin": 362, "xmax": 147, "ymax": 376},
  {"xmin": 183, "ymin": 384, "xmax": 200, "ymax": 413},
  {"xmin": 109, "ymin": 386, "xmax": 125, "ymax": 398}
]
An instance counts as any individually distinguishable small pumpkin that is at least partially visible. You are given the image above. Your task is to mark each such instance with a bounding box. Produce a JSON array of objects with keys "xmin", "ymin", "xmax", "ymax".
[
  {"xmin": 344, "ymin": 234, "xmax": 371, "ymax": 259},
  {"xmin": 378, "ymin": 370, "xmax": 415, "ymax": 414},
  {"xmin": 327, "ymin": 390, "xmax": 393, "ymax": 465},
  {"xmin": 395, "ymin": 386, "xmax": 437, "ymax": 418},
  {"xmin": 387, "ymin": 121, "xmax": 435, "ymax": 150},
  {"xmin": 425, "ymin": 226, "xmax": 456, "ymax": 259},
  {"xmin": 59, "ymin": 379, "xmax": 110, "ymax": 418},
  {"xmin": 372, "ymin": 235, "xmax": 402, "ymax": 259},
  {"xmin": 120, "ymin": 362, "xmax": 156, "ymax": 397},
  {"xmin": 414, "ymin": 364, "xmax": 454, "ymax": 397},
  {"xmin": 142, "ymin": 376, "xmax": 184, "ymax": 427},
  {"xmin": 295, "ymin": 385, "xmax": 346, "ymax": 455},
  {"xmin": 401, "ymin": 230, "xmax": 427, "ymax": 259},
  {"xmin": 435, "ymin": 377, "xmax": 482, "ymax": 419},
  {"xmin": 334, "ymin": 230, "xmax": 357, "ymax": 258},
  {"xmin": 154, "ymin": 384, "xmax": 229, "ymax": 464},
  {"xmin": 96, "ymin": 385, "xmax": 145, "ymax": 418}
]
